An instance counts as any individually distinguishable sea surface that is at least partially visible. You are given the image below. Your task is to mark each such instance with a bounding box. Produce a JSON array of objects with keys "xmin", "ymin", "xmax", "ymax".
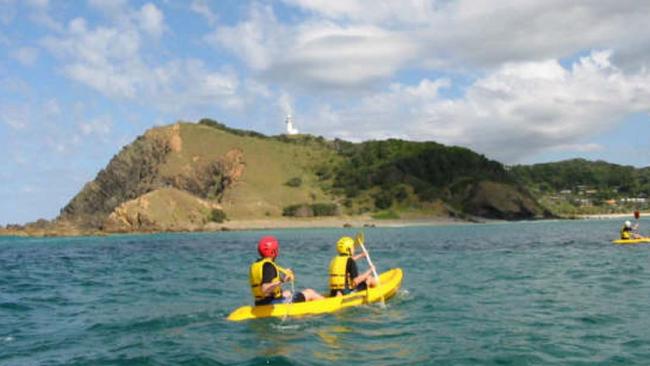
[{"xmin": 2, "ymin": 219, "xmax": 650, "ymax": 365}]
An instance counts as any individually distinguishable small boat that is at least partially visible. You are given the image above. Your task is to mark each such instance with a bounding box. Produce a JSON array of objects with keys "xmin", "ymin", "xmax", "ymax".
[
  {"xmin": 227, "ymin": 268, "xmax": 403, "ymax": 321},
  {"xmin": 612, "ymin": 238, "xmax": 650, "ymax": 245}
]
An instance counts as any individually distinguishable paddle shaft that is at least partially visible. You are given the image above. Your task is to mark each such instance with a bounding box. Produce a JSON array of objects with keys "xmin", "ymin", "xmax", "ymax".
[
  {"xmin": 277, "ymin": 266, "xmax": 295, "ymax": 320},
  {"xmin": 358, "ymin": 241, "xmax": 380, "ymax": 285}
]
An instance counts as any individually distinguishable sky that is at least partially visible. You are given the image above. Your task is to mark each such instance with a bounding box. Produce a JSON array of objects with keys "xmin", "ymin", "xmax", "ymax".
[{"xmin": 1, "ymin": 0, "xmax": 650, "ymax": 225}]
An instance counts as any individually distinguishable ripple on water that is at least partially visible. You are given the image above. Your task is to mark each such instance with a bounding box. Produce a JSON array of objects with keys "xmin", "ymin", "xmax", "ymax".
[
  {"xmin": 3, "ymin": 221, "xmax": 650, "ymax": 365},
  {"xmin": 0, "ymin": 302, "xmax": 32, "ymax": 311}
]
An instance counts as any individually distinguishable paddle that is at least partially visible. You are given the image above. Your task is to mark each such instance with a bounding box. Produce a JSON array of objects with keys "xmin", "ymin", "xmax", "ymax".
[
  {"xmin": 354, "ymin": 232, "xmax": 384, "ymax": 307},
  {"xmin": 634, "ymin": 210, "xmax": 641, "ymax": 237},
  {"xmin": 277, "ymin": 266, "xmax": 295, "ymax": 320}
]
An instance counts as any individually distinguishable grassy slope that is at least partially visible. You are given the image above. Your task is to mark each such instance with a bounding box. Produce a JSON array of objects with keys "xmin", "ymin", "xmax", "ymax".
[{"xmin": 159, "ymin": 123, "xmax": 341, "ymax": 219}]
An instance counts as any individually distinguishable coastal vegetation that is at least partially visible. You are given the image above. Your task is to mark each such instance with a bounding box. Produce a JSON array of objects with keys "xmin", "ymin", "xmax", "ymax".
[
  {"xmin": 7, "ymin": 119, "xmax": 650, "ymax": 237},
  {"xmin": 511, "ymin": 159, "xmax": 650, "ymax": 215},
  {"xmin": 282, "ymin": 203, "xmax": 340, "ymax": 217}
]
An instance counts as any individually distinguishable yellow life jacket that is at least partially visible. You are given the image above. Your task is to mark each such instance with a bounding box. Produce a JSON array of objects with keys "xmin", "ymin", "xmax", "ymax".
[
  {"xmin": 249, "ymin": 258, "xmax": 282, "ymax": 302},
  {"xmin": 329, "ymin": 255, "xmax": 352, "ymax": 291},
  {"xmin": 621, "ymin": 226, "xmax": 631, "ymax": 240}
]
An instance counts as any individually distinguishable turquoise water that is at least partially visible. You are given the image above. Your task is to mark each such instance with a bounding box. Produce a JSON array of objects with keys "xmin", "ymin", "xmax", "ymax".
[{"xmin": 2, "ymin": 219, "xmax": 650, "ymax": 365}]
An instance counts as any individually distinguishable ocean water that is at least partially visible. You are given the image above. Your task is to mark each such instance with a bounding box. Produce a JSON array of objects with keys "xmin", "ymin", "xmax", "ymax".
[{"xmin": 2, "ymin": 219, "xmax": 650, "ymax": 365}]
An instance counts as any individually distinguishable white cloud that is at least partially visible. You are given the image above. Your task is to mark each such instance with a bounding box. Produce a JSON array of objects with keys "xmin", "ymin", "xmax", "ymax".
[
  {"xmin": 10, "ymin": 46, "xmax": 39, "ymax": 66},
  {"xmin": 138, "ymin": 3, "xmax": 164, "ymax": 37},
  {"xmin": 278, "ymin": 92, "xmax": 293, "ymax": 116},
  {"xmin": 304, "ymin": 51, "xmax": 650, "ymax": 162},
  {"xmin": 550, "ymin": 143, "xmax": 604, "ymax": 153},
  {"xmin": 40, "ymin": 3, "xmax": 248, "ymax": 114},
  {"xmin": 0, "ymin": 104, "xmax": 29, "ymax": 130},
  {"xmin": 26, "ymin": 0, "xmax": 63, "ymax": 31},
  {"xmin": 43, "ymin": 99, "xmax": 61, "ymax": 118},
  {"xmin": 88, "ymin": 0, "xmax": 128, "ymax": 18},
  {"xmin": 26, "ymin": 0, "xmax": 47, "ymax": 9},
  {"xmin": 282, "ymin": 0, "xmax": 436, "ymax": 24},
  {"xmin": 190, "ymin": 0, "xmax": 218, "ymax": 25},
  {"xmin": 212, "ymin": 1, "xmax": 650, "ymax": 91},
  {"xmin": 209, "ymin": 4, "xmax": 418, "ymax": 88},
  {"xmin": 80, "ymin": 115, "xmax": 112, "ymax": 137},
  {"xmin": 207, "ymin": 5, "xmax": 278, "ymax": 70}
]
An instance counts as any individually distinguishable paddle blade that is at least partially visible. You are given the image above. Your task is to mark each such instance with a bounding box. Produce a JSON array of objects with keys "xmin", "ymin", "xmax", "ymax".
[
  {"xmin": 635, "ymin": 210, "xmax": 640, "ymax": 220},
  {"xmin": 355, "ymin": 231, "xmax": 365, "ymax": 246}
]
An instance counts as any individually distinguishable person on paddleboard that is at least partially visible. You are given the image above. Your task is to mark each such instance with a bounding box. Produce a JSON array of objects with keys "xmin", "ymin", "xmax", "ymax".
[
  {"xmin": 249, "ymin": 236, "xmax": 324, "ymax": 305},
  {"xmin": 328, "ymin": 236, "xmax": 377, "ymax": 297},
  {"xmin": 620, "ymin": 220, "xmax": 641, "ymax": 240}
]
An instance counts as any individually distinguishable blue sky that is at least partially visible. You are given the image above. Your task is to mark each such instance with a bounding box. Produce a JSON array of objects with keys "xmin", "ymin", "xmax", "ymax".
[{"xmin": 1, "ymin": 0, "xmax": 650, "ymax": 225}]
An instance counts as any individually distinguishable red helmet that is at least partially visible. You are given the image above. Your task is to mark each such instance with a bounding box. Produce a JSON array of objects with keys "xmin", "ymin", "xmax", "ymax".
[{"xmin": 258, "ymin": 236, "xmax": 279, "ymax": 258}]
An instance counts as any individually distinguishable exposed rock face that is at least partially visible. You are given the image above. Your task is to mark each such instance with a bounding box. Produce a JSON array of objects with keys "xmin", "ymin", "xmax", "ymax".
[
  {"xmin": 59, "ymin": 131, "xmax": 172, "ymax": 228},
  {"xmin": 462, "ymin": 181, "xmax": 551, "ymax": 220},
  {"xmin": 103, "ymin": 188, "xmax": 221, "ymax": 232},
  {"xmin": 59, "ymin": 124, "xmax": 244, "ymax": 229},
  {"xmin": 161, "ymin": 148, "xmax": 245, "ymax": 201}
]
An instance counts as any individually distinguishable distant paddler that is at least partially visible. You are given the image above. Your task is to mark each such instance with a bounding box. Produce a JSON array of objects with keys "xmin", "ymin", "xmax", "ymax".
[
  {"xmin": 328, "ymin": 236, "xmax": 377, "ymax": 297},
  {"xmin": 620, "ymin": 219, "xmax": 642, "ymax": 240},
  {"xmin": 250, "ymin": 236, "xmax": 324, "ymax": 306}
]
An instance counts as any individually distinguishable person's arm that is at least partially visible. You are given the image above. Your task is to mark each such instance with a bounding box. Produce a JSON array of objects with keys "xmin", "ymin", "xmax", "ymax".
[
  {"xmin": 353, "ymin": 268, "xmax": 375, "ymax": 287},
  {"xmin": 352, "ymin": 252, "xmax": 366, "ymax": 261},
  {"xmin": 348, "ymin": 258, "xmax": 374, "ymax": 287},
  {"xmin": 260, "ymin": 263, "xmax": 283, "ymax": 295}
]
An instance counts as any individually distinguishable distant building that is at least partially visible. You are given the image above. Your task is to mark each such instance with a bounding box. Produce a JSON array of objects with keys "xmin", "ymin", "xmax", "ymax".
[
  {"xmin": 620, "ymin": 198, "xmax": 647, "ymax": 203},
  {"xmin": 285, "ymin": 114, "xmax": 299, "ymax": 135}
]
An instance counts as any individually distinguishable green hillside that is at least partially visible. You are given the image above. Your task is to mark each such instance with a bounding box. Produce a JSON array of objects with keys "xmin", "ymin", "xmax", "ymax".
[
  {"xmin": 5, "ymin": 119, "xmax": 554, "ymax": 236},
  {"xmin": 511, "ymin": 159, "xmax": 650, "ymax": 215}
]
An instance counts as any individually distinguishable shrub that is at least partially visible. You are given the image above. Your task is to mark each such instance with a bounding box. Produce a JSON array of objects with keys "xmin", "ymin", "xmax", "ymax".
[
  {"xmin": 371, "ymin": 210, "xmax": 400, "ymax": 220},
  {"xmin": 285, "ymin": 177, "xmax": 302, "ymax": 187},
  {"xmin": 282, "ymin": 203, "xmax": 339, "ymax": 217},
  {"xmin": 373, "ymin": 191, "xmax": 393, "ymax": 209},
  {"xmin": 209, "ymin": 208, "xmax": 227, "ymax": 223},
  {"xmin": 311, "ymin": 203, "xmax": 339, "ymax": 216}
]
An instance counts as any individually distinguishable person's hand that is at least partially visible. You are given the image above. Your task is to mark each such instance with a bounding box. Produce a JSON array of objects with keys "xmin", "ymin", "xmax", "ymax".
[
  {"xmin": 358, "ymin": 252, "xmax": 367, "ymax": 259},
  {"xmin": 283, "ymin": 269, "xmax": 294, "ymax": 282}
]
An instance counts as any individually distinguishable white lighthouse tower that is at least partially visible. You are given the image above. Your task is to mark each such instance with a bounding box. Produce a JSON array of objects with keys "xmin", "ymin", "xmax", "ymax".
[{"xmin": 285, "ymin": 114, "xmax": 299, "ymax": 135}]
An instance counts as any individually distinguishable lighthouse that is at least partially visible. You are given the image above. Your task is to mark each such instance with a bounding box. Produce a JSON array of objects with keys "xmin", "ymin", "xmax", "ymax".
[{"xmin": 285, "ymin": 114, "xmax": 299, "ymax": 135}]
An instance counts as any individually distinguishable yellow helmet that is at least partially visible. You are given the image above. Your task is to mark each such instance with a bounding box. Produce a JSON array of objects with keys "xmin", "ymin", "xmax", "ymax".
[{"xmin": 336, "ymin": 236, "xmax": 355, "ymax": 255}]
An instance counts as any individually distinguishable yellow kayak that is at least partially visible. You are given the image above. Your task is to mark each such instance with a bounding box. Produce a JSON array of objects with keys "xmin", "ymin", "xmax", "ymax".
[
  {"xmin": 227, "ymin": 268, "xmax": 403, "ymax": 321},
  {"xmin": 612, "ymin": 238, "xmax": 650, "ymax": 244}
]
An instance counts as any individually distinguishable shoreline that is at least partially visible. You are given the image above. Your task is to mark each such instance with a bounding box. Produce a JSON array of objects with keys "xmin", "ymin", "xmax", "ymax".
[
  {"xmin": 576, "ymin": 213, "xmax": 647, "ymax": 220},
  {"xmin": 0, "ymin": 216, "xmax": 483, "ymax": 238},
  {"xmin": 5, "ymin": 213, "xmax": 650, "ymax": 238},
  {"xmin": 205, "ymin": 216, "xmax": 475, "ymax": 231},
  {"xmin": 5, "ymin": 213, "xmax": 643, "ymax": 238}
]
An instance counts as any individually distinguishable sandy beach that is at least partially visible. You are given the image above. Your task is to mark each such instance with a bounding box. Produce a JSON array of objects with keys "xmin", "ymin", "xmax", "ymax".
[
  {"xmin": 577, "ymin": 212, "xmax": 647, "ymax": 220},
  {"xmin": 205, "ymin": 215, "xmax": 472, "ymax": 231}
]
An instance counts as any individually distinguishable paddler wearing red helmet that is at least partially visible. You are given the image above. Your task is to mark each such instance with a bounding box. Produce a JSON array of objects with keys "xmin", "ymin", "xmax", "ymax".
[{"xmin": 249, "ymin": 236, "xmax": 324, "ymax": 305}]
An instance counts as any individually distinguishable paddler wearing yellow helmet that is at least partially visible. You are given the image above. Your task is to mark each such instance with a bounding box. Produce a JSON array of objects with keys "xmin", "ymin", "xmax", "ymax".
[
  {"xmin": 620, "ymin": 220, "xmax": 641, "ymax": 240},
  {"xmin": 328, "ymin": 236, "xmax": 377, "ymax": 297},
  {"xmin": 249, "ymin": 236, "xmax": 324, "ymax": 306}
]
